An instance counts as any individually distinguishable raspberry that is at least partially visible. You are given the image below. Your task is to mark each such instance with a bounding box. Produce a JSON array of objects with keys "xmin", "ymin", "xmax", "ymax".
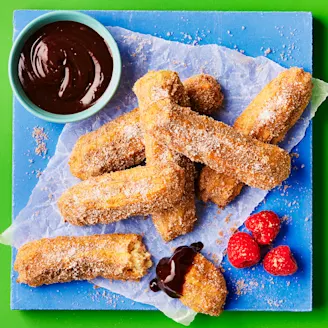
[
  {"xmin": 227, "ymin": 232, "xmax": 261, "ymax": 268},
  {"xmin": 246, "ymin": 210, "xmax": 280, "ymax": 245},
  {"xmin": 263, "ymin": 245, "xmax": 298, "ymax": 276}
]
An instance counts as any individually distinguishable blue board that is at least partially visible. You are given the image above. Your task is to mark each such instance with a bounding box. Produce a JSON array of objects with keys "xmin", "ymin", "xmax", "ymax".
[{"xmin": 11, "ymin": 10, "xmax": 312, "ymax": 312}]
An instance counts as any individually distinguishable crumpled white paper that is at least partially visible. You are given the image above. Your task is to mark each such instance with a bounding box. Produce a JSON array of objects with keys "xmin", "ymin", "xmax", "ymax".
[{"xmin": 1, "ymin": 26, "xmax": 328, "ymax": 325}]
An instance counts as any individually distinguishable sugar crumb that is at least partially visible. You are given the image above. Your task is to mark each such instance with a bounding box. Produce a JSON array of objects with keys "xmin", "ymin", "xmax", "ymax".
[{"xmin": 264, "ymin": 48, "xmax": 272, "ymax": 56}]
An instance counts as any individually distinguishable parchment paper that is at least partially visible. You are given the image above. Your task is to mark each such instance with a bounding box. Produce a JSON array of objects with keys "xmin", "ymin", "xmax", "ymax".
[{"xmin": 1, "ymin": 27, "xmax": 328, "ymax": 325}]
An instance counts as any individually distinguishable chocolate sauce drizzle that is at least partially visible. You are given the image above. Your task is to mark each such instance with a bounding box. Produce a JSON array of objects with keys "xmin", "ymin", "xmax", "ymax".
[{"xmin": 149, "ymin": 242, "xmax": 203, "ymax": 298}]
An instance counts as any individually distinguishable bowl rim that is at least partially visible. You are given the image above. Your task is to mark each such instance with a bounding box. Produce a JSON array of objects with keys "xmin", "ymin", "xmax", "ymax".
[{"xmin": 8, "ymin": 10, "xmax": 122, "ymax": 124}]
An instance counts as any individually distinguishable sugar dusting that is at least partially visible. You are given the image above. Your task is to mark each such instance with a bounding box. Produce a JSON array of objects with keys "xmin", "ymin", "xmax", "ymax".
[
  {"xmin": 58, "ymin": 165, "xmax": 185, "ymax": 226},
  {"xmin": 32, "ymin": 127, "xmax": 48, "ymax": 157}
]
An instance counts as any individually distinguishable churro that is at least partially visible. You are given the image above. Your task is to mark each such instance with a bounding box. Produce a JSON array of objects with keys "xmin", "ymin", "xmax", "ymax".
[
  {"xmin": 199, "ymin": 67, "xmax": 312, "ymax": 207},
  {"xmin": 69, "ymin": 108, "xmax": 144, "ymax": 180},
  {"xmin": 14, "ymin": 234, "xmax": 152, "ymax": 287},
  {"xmin": 143, "ymin": 98, "xmax": 291, "ymax": 190},
  {"xmin": 58, "ymin": 163, "xmax": 185, "ymax": 226},
  {"xmin": 181, "ymin": 253, "xmax": 227, "ymax": 315},
  {"xmin": 134, "ymin": 70, "xmax": 197, "ymax": 242}
]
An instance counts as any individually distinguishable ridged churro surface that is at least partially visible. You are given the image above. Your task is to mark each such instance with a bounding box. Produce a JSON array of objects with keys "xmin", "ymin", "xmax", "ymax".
[
  {"xmin": 144, "ymin": 98, "xmax": 291, "ymax": 190},
  {"xmin": 134, "ymin": 70, "xmax": 197, "ymax": 242},
  {"xmin": 14, "ymin": 234, "xmax": 152, "ymax": 287},
  {"xmin": 181, "ymin": 253, "xmax": 227, "ymax": 316},
  {"xmin": 58, "ymin": 164, "xmax": 185, "ymax": 226},
  {"xmin": 199, "ymin": 67, "xmax": 312, "ymax": 207}
]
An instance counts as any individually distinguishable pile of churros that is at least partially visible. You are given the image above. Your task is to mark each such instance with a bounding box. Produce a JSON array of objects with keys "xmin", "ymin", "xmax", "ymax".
[{"xmin": 14, "ymin": 68, "xmax": 312, "ymax": 316}]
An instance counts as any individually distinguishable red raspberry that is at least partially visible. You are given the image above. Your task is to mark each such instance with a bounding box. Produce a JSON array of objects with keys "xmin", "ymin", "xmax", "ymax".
[
  {"xmin": 227, "ymin": 232, "xmax": 261, "ymax": 268},
  {"xmin": 263, "ymin": 245, "xmax": 298, "ymax": 276},
  {"xmin": 245, "ymin": 210, "xmax": 280, "ymax": 245}
]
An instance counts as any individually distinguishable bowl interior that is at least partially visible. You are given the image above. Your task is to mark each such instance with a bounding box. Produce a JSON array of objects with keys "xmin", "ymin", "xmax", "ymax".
[{"xmin": 9, "ymin": 11, "xmax": 121, "ymax": 124}]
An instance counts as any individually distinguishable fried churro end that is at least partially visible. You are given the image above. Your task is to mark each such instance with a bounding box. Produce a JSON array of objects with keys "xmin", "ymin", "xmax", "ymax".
[
  {"xmin": 181, "ymin": 253, "xmax": 228, "ymax": 316},
  {"xmin": 133, "ymin": 70, "xmax": 190, "ymax": 108},
  {"xmin": 129, "ymin": 235, "xmax": 153, "ymax": 279},
  {"xmin": 14, "ymin": 234, "xmax": 152, "ymax": 287},
  {"xmin": 199, "ymin": 166, "xmax": 244, "ymax": 208},
  {"xmin": 152, "ymin": 200, "xmax": 197, "ymax": 242},
  {"xmin": 184, "ymin": 74, "xmax": 224, "ymax": 115}
]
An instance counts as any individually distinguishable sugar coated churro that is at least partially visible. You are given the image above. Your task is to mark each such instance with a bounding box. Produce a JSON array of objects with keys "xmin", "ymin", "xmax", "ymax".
[
  {"xmin": 199, "ymin": 67, "xmax": 312, "ymax": 207},
  {"xmin": 143, "ymin": 98, "xmax": 291, "ymax": 190},
  {"xmin": 58, "ymin": 164, "xmax": 185, "ymax": 226},
  {"xmin": 134, "ymin": 70, "xmax": 197, "ymax": 242},
  {"xmin": 69, "ymin": 108, "xmax": 144, "ymax": 180},
  {"xmin": 14, "ymin": 234, "xmax": 152, "ymax": 287}
]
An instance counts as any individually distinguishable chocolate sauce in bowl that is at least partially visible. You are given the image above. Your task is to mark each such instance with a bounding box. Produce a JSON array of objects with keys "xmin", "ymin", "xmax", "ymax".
[
  {"xmin": 149, "ymin": 242, "xmax": 203, "ymax": 298},
  {"xmin": 18, "ymin": 21, "xmax": 113, "ymax": 114}
]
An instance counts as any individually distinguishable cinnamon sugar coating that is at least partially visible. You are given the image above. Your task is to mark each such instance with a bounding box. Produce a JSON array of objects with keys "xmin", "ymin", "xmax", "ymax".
[
  {"xmin": 144, "ymin": 98, "xmax": 291, "ymax": 190},
  {"xmin": 69, "ymin": 108, "xmax": 144, "ymax": 180},
  {"xmin": 234, "ymin": 67, "xmax": 312, "ymax": 143},
  {"xmin": 199, "ymin": 67, "xmax": 312, "ymax": 207},
  {"xmin": 181, "ymin": 253, "xmax": 228, "ymax": 316},
  {"xmin": 151, "ymin": 156, "xmax": 196, "ymax": 242},
  {"xmin": 134, "ymin": 70, "xmax": 197, "ymax": 242},
  {"xmin": 133, "ymin": 70, "xmax": 190, "ymax": 108},
  {"xmin": 58, "ymin": 164, "xmax": 185, "ymax": 226},
  {"xmin": 14, "ymin": 234, "xmax": 152, "ymax": 287}
]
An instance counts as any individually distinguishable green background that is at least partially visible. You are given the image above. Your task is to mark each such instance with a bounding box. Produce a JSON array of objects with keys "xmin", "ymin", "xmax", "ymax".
[{"xmin": 0, "ymin": 1, "xmax": 327, "ymax": 327}]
